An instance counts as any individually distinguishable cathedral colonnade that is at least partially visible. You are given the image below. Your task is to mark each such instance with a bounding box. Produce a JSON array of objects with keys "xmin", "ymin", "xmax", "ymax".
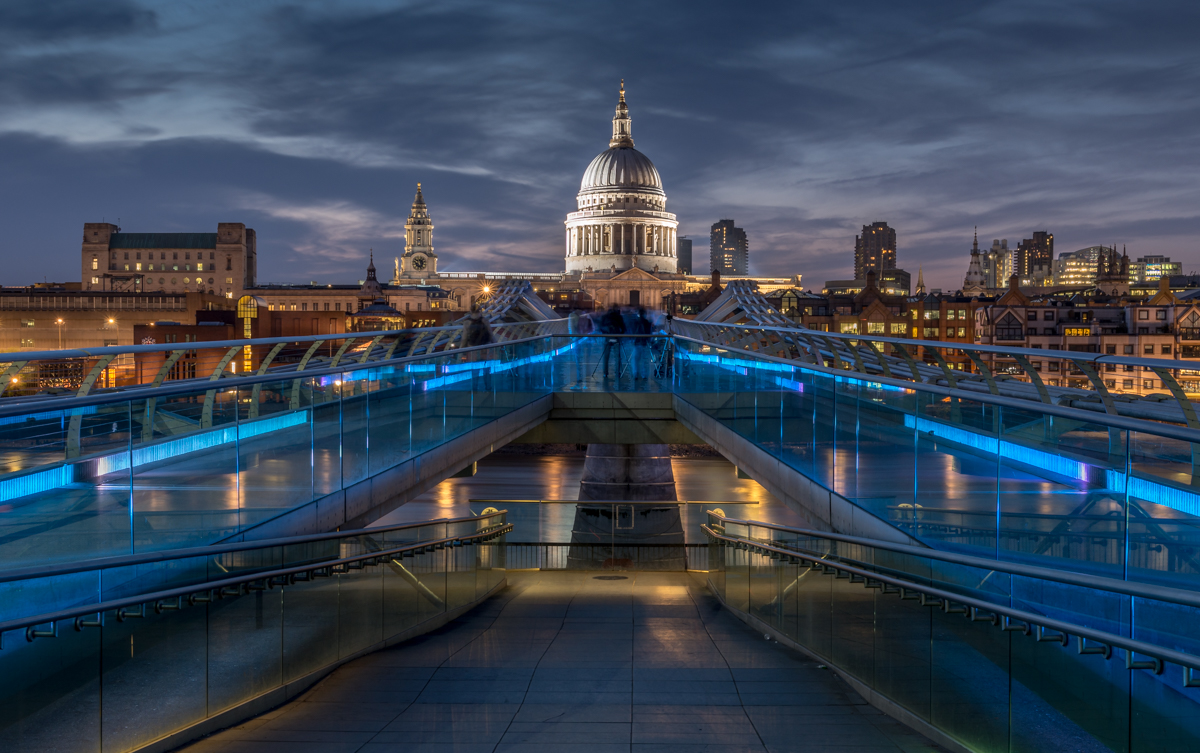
[{"xmin": 566, "ymin": 223, "xmax": 676, "ymax": 260}]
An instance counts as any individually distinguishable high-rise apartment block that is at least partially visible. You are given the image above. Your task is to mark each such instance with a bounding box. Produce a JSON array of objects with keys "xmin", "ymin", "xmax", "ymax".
[
  {"xmin": 677, "ymin": 237, "xmax": 693, "ymax": 275},
  {"xmin": 710, "ymin": 220, "xmax": 748, "ymax": 275},
  {"xmin": 853, "ymin": 222, "xmax": 896, "ymax": 280},
  {"xmin": 1015, "ymin": 231, "xmax": 1053, "ymax": 283}
]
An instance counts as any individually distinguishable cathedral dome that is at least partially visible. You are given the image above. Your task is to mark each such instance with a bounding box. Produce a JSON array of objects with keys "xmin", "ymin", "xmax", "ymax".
[
  {"xmin": 564, "ymin": 81, "xmax": 678, "ymax": 275},
  {"xmin": 580, "ymin": 147, "xmax": 663, "ymax": 195}
]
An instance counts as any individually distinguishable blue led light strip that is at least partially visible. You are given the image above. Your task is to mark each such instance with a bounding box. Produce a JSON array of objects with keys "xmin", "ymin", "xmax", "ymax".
[
  {"xmin": 0, "ymin": 411, "xmax": 310, "ymax": 504},
  {"xmin": 904, "ymin": 414, "xmax": 1200, "ymax": 515}
]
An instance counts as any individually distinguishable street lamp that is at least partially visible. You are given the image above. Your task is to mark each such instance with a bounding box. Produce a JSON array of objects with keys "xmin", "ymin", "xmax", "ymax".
[{"xmin": 55, "ymin": 318, "xmax": 64, "ymax": 349}]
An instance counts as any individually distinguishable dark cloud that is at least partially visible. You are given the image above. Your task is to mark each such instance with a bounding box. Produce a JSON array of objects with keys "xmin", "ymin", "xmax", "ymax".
[
  {"xmin": 0, "ymin": 0, "xmax": 156, "ymax": 43},
  {"xmin": 0, "ymin": 0, "xmax": 1198, "ymax": 291}
]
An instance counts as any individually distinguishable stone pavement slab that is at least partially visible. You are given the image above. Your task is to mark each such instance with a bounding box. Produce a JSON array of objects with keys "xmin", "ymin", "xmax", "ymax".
[{"xmin": 179, "ymin": 571, "xmax": 944, "ymax": 753}]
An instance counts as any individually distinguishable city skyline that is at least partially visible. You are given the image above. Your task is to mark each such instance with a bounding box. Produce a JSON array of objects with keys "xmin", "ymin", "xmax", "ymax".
[{"xmin": 1, "ymin": 1, "xmax": 1198, "ymax": 291}]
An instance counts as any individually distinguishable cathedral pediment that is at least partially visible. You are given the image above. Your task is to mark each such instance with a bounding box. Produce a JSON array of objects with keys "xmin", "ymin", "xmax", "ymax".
[{"xmin": 611, "ymin": 267, "xmax": 660, "ymax": 281}]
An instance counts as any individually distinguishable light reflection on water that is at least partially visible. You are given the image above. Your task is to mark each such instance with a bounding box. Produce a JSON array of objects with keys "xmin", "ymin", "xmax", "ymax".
[{"xmin": 369, "ymin": 454, "xmax": 806, "ymax": 543}]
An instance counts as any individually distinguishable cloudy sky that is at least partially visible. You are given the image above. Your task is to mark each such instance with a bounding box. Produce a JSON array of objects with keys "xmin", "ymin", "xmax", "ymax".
[{"xmin": 2, "ymin": 0, "xmax": 1198, "ymax": 291}]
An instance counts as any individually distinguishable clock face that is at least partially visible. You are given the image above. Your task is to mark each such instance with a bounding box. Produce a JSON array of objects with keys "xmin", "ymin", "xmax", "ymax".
[{"xmin": 412, "ymin": 255, "xmax": 427, "ymax": 271}]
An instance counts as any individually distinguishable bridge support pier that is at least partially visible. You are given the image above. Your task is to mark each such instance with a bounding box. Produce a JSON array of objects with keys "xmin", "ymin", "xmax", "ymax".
[{"xmin": 568, "ymin": 443, "xmax": 686, "ymax": 569}]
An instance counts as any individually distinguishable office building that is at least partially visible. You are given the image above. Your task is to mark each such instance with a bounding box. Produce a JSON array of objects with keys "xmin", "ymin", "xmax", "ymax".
[
  {"xmin": 982, "ymin": 239, "xmax": 1011, "ymax": 289},
  {"xmin": 677, "ymin": 237, "xmax": 693, "ymax": 274},
  {"xmin": 1052, "ymin": 245, "xmax": 1116, "ymax": 286},
  {"xmin": 1130, "ymin": 255, "xmax": 1182, "ymax": 284}
]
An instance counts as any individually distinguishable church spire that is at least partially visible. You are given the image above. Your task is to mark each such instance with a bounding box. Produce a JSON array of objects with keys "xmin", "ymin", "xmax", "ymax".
[
  {"xmin": 610, "ymin": 79, "xmax": 634, "ymax": 148},
  {"xmin": 916, "ymin": 265, "xmax": 926, "ymax": 295},
  {"xmin": 972, "ymin": 226, "xmax": 978, "ymax": 251}
]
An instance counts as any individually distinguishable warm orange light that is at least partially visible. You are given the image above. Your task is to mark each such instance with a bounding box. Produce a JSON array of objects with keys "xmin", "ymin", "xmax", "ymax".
[
  {"xmin": 55, "ymin": 318, "xmax": 63, "ymax": 324},
  {"xmin": 107, "ymin": 318, "xmax": 115, "ymax": 324}
]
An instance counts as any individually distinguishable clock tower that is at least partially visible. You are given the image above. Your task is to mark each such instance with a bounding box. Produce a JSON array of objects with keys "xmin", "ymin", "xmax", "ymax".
[{"xmin": 401, "ymin": 183, "xmax": 437, "ymax": 278}]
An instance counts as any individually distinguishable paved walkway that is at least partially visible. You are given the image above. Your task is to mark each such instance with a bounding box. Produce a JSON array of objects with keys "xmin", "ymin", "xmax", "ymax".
[{"xmin": 184, "ymin": 571, "xmax": 943, "ymax": 753}]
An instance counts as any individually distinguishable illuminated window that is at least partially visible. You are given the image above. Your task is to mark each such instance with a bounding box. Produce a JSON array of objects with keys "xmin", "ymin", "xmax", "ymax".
[
  {"xmin": 839, "ymin": 322, "xmax": 858, "ymax": 334},
  {"xmin": 890, "ymin": 323, "xmax": 906, "ymax": 334},
  {"xmin": 867, "ymin": 322, "xmax": 885, "ymax": 334}
]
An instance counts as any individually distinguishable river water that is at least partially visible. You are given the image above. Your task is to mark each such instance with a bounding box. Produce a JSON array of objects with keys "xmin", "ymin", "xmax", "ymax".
[{"xmin": 369, "ymin": 453, "xmax": 809, "ymax": 543}]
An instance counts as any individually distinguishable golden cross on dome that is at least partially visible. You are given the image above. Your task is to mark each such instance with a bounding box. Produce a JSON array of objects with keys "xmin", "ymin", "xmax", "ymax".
[{"xmin": 619, "ymin": 79, "xmax": 625, "ymax": 103}]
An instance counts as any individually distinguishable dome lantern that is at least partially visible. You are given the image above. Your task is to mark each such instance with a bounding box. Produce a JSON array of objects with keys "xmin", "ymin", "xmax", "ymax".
[{"xmin": 610, "ymin": 79, "xmax": 634, "ymax": 148}]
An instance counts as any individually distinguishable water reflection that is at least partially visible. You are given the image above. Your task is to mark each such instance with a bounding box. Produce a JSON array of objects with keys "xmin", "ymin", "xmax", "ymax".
[{"xmin": 369, "ymin": 453, "xmax": 807, "ymax": 543}]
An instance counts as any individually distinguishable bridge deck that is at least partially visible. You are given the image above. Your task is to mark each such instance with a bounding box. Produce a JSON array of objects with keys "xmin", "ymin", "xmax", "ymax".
[{"xmin": 183, "ymin": 571, "xmax": 942, "ymax": 753}]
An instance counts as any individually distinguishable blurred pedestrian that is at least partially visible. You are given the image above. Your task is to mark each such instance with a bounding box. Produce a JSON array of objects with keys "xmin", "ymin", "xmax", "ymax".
[
  {"xmin": 631, "ymin": 307, "xmax": 651, "ymax": 379},
  {"xmin": 599, "ymin": 304, "xmax": 626, "ymax": 378}
]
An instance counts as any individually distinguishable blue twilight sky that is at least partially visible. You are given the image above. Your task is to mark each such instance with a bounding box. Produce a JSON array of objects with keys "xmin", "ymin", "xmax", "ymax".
[{"xmin": 1, "ymin": 0, "xmax": 1198, "ymax": 291}]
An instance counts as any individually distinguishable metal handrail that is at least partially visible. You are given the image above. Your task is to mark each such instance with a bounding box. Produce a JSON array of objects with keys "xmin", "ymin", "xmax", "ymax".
[
  {"xmin": 671, "ymin": 332, "xmax": 1200, "ymax": 444},
  {"xmin": 0, "ymin": 510, "xmax": 508, "ymax": 585},
  {"xmin": 703, "ymin": 524, "xmax": 1200, "ymax": 686},
  {"xmin": 0, "ymin": 328, "xmax": 556, "ymax": 419},
  {"xmin": 706, "ymin": 512, "xmax": 1200, "ymax": 610},
  {"xmin": 0, "ymin": 322, "xmax": 474, "ymax": 363},
  {"xmin": 1, "ymin": 522, "xmax": 513, "ymax": 644},
  {"xmin": 678, "ymin": 319, "xmax": 1198, "ymax": 372}
]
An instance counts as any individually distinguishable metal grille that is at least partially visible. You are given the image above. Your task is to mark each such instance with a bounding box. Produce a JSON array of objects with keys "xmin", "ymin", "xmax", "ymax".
[{"xmin": 505, "ymin": 543, "xmax": 707, "ymax": 571}]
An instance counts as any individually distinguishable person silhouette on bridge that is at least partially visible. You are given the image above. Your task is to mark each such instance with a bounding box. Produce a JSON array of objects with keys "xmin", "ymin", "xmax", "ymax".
[{"xmin": 599, "ymin": 304, "xmax": 626, "ymax": 379}]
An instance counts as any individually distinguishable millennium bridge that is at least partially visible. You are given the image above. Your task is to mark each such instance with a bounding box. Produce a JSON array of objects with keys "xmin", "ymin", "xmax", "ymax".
[{"xmin": 3, "ymin": 281, "xmax": 1200, "ymax": 752}]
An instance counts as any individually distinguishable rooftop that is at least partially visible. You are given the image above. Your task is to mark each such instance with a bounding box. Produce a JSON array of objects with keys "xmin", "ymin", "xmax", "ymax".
[{"xmin": 108, "ymin": 233, "xmax": 218, "ymax": 249}]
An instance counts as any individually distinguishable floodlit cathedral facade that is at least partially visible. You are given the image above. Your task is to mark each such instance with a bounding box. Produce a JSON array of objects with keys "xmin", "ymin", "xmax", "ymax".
[{"xmin": 564, "ymin": 82, "xmax": 679, "ymax": 274}]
